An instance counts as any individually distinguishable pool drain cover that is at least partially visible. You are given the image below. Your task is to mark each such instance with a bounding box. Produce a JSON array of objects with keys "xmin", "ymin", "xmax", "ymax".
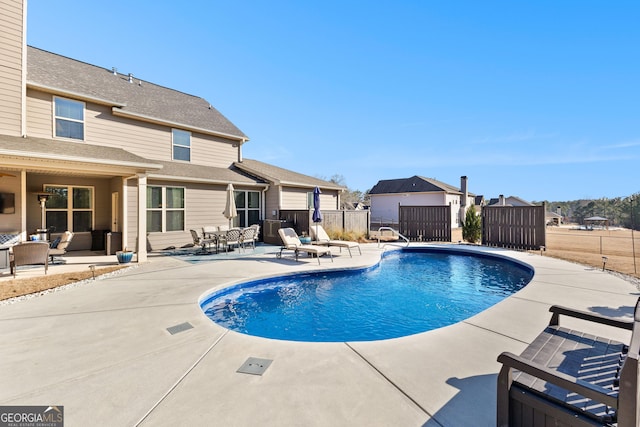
[
  {"xmin": 166, "ymin": 322, "xmax": 194, "ymax": 335},
  {"xmin": 237, "ymin": 357, "xmax": 272, "ymax": 376}
]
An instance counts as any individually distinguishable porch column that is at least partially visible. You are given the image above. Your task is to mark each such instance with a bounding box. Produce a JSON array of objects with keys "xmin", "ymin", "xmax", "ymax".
[{"xmin": 137, "ymin": 174, "xmax": 147, "ymax": 262}]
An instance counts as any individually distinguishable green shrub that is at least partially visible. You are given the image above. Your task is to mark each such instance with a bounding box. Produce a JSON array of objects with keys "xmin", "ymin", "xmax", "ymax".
[{"xmin": 462, "ymin": 206, "xmax": 481, "ymax": 243}]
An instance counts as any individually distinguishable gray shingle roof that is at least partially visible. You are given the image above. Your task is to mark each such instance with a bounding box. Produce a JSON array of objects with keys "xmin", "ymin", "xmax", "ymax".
[
  {"xmin": 369, "ymin": 175, "xmax": 461, "ymax": 195},
  {"xmin": 234, "ymin": 159, "xmax": 345, "ymax": 190},
  {"xmin": 151, "ymin": 160, "xmax": 266, "ymax": 186},
  {"xmin": 0, "ymin": 134, "xmax": 161, "ymax": 169},
  {"xmin": 27, "ymin": 46, "xmax": 248, "ymax": 140}
]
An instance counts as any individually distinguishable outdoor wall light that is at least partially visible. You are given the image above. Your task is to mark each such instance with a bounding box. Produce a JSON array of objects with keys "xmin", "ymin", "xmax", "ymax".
[{"xmin": 37, "ymin": 193, "xmax": 51, "ymax": 204}]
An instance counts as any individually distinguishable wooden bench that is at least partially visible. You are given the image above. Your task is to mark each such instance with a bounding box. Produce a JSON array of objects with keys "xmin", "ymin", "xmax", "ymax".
[{"xmin": 497, "ymin": 299, "xmax": 640, "ymax": 427}]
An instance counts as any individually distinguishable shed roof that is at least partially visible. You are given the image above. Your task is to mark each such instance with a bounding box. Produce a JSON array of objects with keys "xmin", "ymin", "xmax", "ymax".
[
  {"xmin": 27, "ymin": 46, "xmax": 248, "ymax": 141},
  {"xmin": 368, "ymin": 175, "xmax": 461, "ymax": 195}
]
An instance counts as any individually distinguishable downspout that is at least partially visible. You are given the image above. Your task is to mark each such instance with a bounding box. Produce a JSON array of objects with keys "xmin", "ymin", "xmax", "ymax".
[
  {"xmin": 237, "ymin": 138, "xmax": 246, "ymax": 163},
  {"xmin": 261, "ymin": 184, "xmax": 269, "ymax": 221}
]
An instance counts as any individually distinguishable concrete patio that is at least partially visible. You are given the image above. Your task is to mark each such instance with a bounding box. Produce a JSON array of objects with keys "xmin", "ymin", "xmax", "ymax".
[{"xmin": 0, "ymin": 243, "xmax": 638, "ymax": 426}]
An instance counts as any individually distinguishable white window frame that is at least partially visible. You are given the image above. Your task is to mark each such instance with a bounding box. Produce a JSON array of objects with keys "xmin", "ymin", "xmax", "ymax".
[
  {"xmin": 172, "ymin": 129, "xmax": 191, "ymax": 162},
  {"xmin": 43, "ymin": 184, "xmax": 94, "ymax": 232},
  {"xmin": 53, "ymin": 96, "xmax": 85, "ymax": 141},
  {"xmin": 147, "ymin": 185, "xmax": 186, "ymax": 232}
]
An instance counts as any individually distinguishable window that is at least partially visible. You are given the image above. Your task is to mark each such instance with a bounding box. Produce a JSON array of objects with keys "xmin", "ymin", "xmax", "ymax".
[
  {"xmin": 172, "ymin": 129, "xmax": 191, "ymax": 161},
  {"xmin": 54, "ymin": 97, "xmax": 84, "ymax": 140},
  {"xmin": 234, "ymin": 190, "xmax": 260, "ymax": 227},
  {"xmin": 44, "ymin": 185, "xmax": 93, "ymax": 232},
  {"xmin": 307, "ymin": 192, "xmax": 314, "ymax": 209},
  {"xmin": 147, "ymin": 186, "xmax": 185, "ymax": 232}
]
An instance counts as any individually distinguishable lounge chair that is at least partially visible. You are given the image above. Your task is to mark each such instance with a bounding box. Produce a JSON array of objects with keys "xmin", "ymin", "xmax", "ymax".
[
  {"xmin": 277, "ymin": 228, "xmax": 333, "ymax": 265},
  {"xmin": 10, "ymin": 241, "xmax": 49, "ymax": 277},
  {"xmin": 49, "ymin": 230, "xmax": 74, "ymax": 263},
  {"xmin": 309, "ymin": 224, "xmax": 361, "ymax": 257}
]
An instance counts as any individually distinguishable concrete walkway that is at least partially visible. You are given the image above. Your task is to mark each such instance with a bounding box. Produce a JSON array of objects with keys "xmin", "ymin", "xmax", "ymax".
[{"xmin": 0, "ymin": 244, "xmax": 637, "ymax": 426}]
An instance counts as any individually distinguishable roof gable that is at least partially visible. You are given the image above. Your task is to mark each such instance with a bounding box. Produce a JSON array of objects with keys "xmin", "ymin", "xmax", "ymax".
[
  {"xmin": 27, "ymin": 46, "xmax": 248, "ymax": 140},
  {"xmin": 369, "ymin": 175, "xmax": 461, "ymax": 195},
  {"xmin": 234, "ymin": 159, "xmax": 344, "ymax": 190}
]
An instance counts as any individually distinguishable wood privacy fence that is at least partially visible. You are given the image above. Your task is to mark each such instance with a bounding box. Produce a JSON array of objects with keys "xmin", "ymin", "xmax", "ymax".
[
  {"xmin": 398, "ymin": 205, "xmax": 452, "ymax": 242},
  {"xmin": 481, "ymin": 205, "xmax": 546, "ymax": 250},
  {"xmin": 279, "ymin": 210, "xmax": 370, "ymax": 236}
]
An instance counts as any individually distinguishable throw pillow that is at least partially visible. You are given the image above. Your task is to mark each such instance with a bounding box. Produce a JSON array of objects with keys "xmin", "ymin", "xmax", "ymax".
[{"xmin": 50, "ymin": 237, "xmax": 61, "ymax": 249}]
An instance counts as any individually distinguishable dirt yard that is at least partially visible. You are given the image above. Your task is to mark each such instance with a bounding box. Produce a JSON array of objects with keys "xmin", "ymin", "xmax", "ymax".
[{"xmin": 541, "ymin": 226, "xmax": 639, "ymax": 278}]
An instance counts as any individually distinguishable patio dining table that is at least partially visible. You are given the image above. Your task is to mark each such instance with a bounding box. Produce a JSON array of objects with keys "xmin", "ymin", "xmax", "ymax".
[{"xmin": 203, "ymin": 230, "xmax": 227, "ymax": 254}]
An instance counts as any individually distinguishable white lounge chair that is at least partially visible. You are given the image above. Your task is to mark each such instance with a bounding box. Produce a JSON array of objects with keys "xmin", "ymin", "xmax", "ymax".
[
  {"xmin": 309, "ymin": 224, "xmax": 361, "ymax": 257},
  {"xmin": 277, "ymin": 228, "xmax": 332, "ymax": 265}
]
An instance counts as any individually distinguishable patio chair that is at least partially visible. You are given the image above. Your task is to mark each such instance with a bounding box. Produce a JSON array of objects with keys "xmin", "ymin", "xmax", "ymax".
[
  {"xmin": 309, "ymin": 224, "xmax": 361, "ymax": 257},
  {"xmin": 10, "ymin": 241, "xmax": 49, "ymax": 277},
  {"xmin": 277, "ymin": 227, "xmax": 333, "ymax": 265},
  {"xmin": 49, "ymin": 231, "xmax": 74, "ymax": 263},
  {"xmin": 222, "ymin": 228, "xmax": 242, "ymax": 253},
  {"xmin": 190, "ymin": 229, "xmax": 215, "ymax": 253},
  {"xmin": 240, "ymin": 226, "xmax": 257, "ymax": 251}
]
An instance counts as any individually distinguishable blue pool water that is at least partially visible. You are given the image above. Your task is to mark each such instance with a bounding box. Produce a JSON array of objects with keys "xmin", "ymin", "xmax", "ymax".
[{"xmin": 200, "ymin": 248, "xmax": 533, "ymax": 342}]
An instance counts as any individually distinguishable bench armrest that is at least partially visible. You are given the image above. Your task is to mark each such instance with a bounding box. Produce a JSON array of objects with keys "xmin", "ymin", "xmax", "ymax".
[
  {"xmin": 549, "ymin": 305, "xmax": 634, "ymax": 330},
  {"xmin": 497, "ymin": 351, "xmax": 618, "ymax": 409}
]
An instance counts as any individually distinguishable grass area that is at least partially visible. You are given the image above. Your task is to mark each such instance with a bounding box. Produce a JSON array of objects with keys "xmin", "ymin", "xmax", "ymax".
[{"xmin": 0, "ymin": 265, "xmax": 129, "ymax": 301}]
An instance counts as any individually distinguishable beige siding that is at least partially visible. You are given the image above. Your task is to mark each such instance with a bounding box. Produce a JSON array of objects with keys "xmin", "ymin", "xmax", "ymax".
[
  {"xmin": 25, "ymin": 88, "xmax": 52, "ymax": 136},
  {"xmin": 280, "ymin": 187, "xmax": 339, "ymax": 210},
  {"xmin": 0, "ymin": 0, "xmax": 25, "ymax": 136},
  {"xmin": 264, "ymin": 187, "xmax": 280, "ymax": 219},
  {"xmin": 25, "ymin": 89, "xmax": 238, "ymax": 166}
]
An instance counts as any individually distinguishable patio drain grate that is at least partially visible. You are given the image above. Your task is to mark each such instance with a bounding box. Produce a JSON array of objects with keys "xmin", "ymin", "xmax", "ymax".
[
  {"xmin": 166, "ymin": 322, "xmax": 194, "ymax": 335},
  {"xmin": 237, "ymin": 357, "xmax": 273, "ymax": 376}
]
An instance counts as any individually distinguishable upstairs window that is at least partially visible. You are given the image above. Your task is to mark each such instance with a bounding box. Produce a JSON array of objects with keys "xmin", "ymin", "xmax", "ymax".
[
  {"xmin": 54, "ymin": 97, "xmax": 84, "ymax": 140},
  {"xmin": 172, "ymin": 129, "xmax": 191, "ymax": 161}
]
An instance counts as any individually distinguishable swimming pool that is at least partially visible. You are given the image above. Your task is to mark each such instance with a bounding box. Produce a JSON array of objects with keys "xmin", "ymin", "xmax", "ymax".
[{"xmin": 200, "ymin": 247, "xmax": 534, "ymax": 342}]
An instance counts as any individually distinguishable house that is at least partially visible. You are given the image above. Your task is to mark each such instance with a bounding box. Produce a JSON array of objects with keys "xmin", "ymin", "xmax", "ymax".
[
  {"xmin": 486, "ymin": 195, "xmax": 535, "ymax": 207},
  {"xmin": 0, "ymin": 0, "xmax": 343, "ymax": 261},
  {"xmin": 368, "ymin": 175, "xmax": 472, "ymax": 228}
]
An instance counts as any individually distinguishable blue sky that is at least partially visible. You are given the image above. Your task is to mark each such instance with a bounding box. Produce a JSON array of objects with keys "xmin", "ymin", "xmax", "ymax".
[{"xmin": 27, "ymin": 1, "xmax": 639, "ymax": 202}]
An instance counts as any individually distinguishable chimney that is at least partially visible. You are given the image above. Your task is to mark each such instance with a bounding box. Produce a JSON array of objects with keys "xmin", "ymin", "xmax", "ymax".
[
  {"xmin": 499, "ymin": 194, "xmax": 505, "ymax": 206},
  {"xmin": 460, "ymin": 176, "xmax": 468, "ymax": 207},
  {"xmin": 128, "ymin": 73, "xmax": 134, "ymax": 83}
]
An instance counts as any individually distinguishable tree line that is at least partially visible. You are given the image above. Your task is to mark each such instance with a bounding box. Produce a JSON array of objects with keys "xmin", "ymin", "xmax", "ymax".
[{"xmin": 535, "ymin": 193, "xmax": 640, "ymax": 230}]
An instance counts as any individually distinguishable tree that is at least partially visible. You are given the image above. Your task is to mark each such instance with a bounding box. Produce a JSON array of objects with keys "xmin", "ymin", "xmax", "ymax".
[{"xmin": 462, "ymin": 205, "xmax": 481, "ymax": 243}]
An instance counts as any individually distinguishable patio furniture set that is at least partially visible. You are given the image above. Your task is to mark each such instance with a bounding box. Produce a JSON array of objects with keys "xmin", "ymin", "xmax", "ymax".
[
  {"xmin": 0, "ymin": 231, "xmax": 74, "ymax": 277},
  {"xmin": 190, "ymin": 224, "xmax": 259, "ymax": 255}
]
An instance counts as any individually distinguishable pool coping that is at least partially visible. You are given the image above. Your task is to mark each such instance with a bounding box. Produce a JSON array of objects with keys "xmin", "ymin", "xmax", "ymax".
[{"xmin": 0, "ymin": 243, "xmax": 637, "ymax": 426}]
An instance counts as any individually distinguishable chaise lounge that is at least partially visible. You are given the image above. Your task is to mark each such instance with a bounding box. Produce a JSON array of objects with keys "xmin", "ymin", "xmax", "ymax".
[
  {"xmin": 309, "ymin": 224, "xmax": 361, "ymax": 257},
  {"xmin": 277, "ymin": 228, "xmax": 333, "ymax": 265}
]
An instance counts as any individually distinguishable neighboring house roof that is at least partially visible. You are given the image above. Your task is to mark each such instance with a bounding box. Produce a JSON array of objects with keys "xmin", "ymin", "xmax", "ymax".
[
  {"xmin": 27, "ymin": 46, "xmax": 248, "ymax": 141},
  {"xmin": 151, "ymin": 160, "xmax": 267, "ymax": 187},
  {"xmin": 0, "ymin": 134, "xmax": 161, "ymax": 171},
  {"xmin": 487, "ymin": 195, "xmax": 535, "ymax": 207},
  {"xmin": 233, "ymin": 159, "xmax": 345, "ymax": 191},
  {"xmin": 368, "ymin": 175, "xmax": 461, "ymax": 195}
]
